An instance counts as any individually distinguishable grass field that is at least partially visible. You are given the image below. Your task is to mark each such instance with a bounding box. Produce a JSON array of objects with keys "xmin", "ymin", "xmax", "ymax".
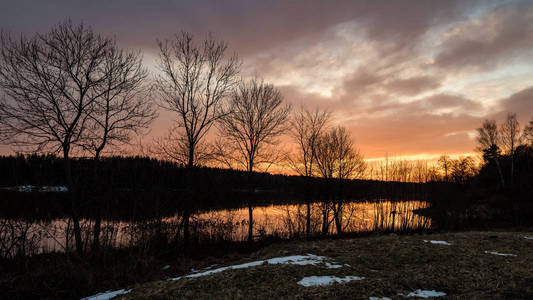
[{"xmin": 93, "ymin": 231, "xmax": 533, "ymax": 299}]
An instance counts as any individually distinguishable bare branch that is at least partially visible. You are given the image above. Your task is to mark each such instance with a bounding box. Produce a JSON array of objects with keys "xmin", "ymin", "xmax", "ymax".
[
  {"xmin": 215, "ymin": 78, "xmax": 291, "ymax": 173},
  {"xmin": 0, "ymin": 20, "xmax": 118, "ymax": 159},
  {"xmin": 154, "ymin": 31, "xmax": 240, "ymax": 167},
  {"xmin": 314, "ymin": 126, "xmax": 366, "ymax": 180}
]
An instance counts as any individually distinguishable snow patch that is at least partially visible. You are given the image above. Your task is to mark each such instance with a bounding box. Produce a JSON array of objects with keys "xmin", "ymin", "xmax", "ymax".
[
  {"xmin": 81, "ymin": 289, "xmax": 131, "ymax": 300},
  {"xmin": 423, "ymin": 240, "xmax": 452, "ymax": 245},
  {"xmin": 161, "ymin": 265, "xmax": 170, "ymax": 270},
  {"xmin": 524, "ymin": 236, "xmax": 533, "ymax": 240},
  {"xmin": 297, "ymin": 275, "xmax": 364, "ymax": 287},
  {"xmin": 398, "ymin": 289, "xmax": 446, "ymax": 298},
  {"xmin": 266, "ymin": 254, "xmax": 325, "ymax": 265},
  {"xmin": 325, "ymin": 262, "xmax": 343, "ymax": 269},
  {"xmin": 484, "ymin": 251, "xmax": 517, "ymax": 257},
  {"xmin": 170, "ymin": 254, "xmax": 344, "ymax": 281},
  {"xmin": 369, "ymin": 297, "xmax": 392, "ymax": 300}
]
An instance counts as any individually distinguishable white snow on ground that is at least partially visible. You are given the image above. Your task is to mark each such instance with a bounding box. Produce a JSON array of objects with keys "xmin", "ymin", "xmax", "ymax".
[
  {"xmin": 81, "ymin": 289, "xmax": 131, "ymax": 300},
  {"xmin": 369, "ymin": 297, "xmax": 392, "ymax": 300},
  {"xmin": 325, "ymin": 262, "xmax": 343, "ymax": 269},
  {"xmin": 161, "ymin": 265, "xmax": 170, "ymax": 270},
  {"xmin": 170, "ymin": 254, "xmax": 343, "ymax": 281},
  {"xmin": 484, "ymin": 251, "xmax": 517, "ymax": 257},
  {"xmin": 267, "ymin": 254, "xmax": 326, "ymax": 265},
  {"xmin": 398, "ymin": 289, "xmax": 446, "ymax": 298},
  {"xmin": 524, "ymin": 236, "xmax": 533, "ymax": 240},
  {"xmin": 297, "ymin": 276, "xmax": 364, "ymax": 287},
  {"xmin": 423, "ymin": 240, "xmax": 452, "ymax": 245},
  {"xmin": 2, "ymin": 185, "xmax": 68, "ymax": 192}
]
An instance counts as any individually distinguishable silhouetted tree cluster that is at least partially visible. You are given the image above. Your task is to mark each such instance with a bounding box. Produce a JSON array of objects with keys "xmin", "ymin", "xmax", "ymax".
[
  {"xmin": 289, "ymin": 107, "xmax": 330, "ymax": 238},
  {"xmin": 437, "ymin": 155, "xmax": 477, "ymax": 185},
  {"xmin": 476, "ymin": 113, "xmax": 532, "ymax": 190},
  {"xmin": 0, "ymin": 21, "xmax": 156, "ymax": 255}
]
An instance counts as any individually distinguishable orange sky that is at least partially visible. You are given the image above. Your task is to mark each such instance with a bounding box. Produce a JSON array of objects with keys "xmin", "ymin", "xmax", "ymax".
[{"xmin": 1, "ymin": 1, "xmax": 533, "ymax": 161}]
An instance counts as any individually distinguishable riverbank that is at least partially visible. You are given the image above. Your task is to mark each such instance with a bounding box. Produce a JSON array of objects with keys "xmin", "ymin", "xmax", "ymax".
[{"xmin": 80, "ymin": 230, "xmax": 533, "ymax": 299}]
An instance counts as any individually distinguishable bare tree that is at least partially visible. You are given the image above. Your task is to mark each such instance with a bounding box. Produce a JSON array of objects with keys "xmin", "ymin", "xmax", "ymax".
[
  {"xmin": 155, "ymin": 31, "xmax": 240, "ymax": 168},
  {"xmin": 84, "ymin": 48, "xmax": 156, "ymax": 160},
  {"xmin": 288, "ymin": 106, "xmax": 329, "ymax": 239},
  {"xmin": 500, "ymin": 113, "xmax": 521, "ymax": 186},
  {"xmin": 450, "ymin": 156, "xmax": 477, "ymax": 184},
  {"xmin": 83, "ymin": 47, "xmax": 156, "ymax": 252},
  {"xmin": 154, "ymin": 31, "xmax": 240, "ymax": 250},
  {"xmin": 289, "ymin": 107, "xmax": 330, "ymax": 177},
  {"xmin": 0, "ymin": 21, "xmax": 125, "ymax": 255},
  {"xmin": 314, "ymin": 126, "xmax": 366, "ymax": 235},
  {"xmin": 524, "ymin": 117, "xmax": 533, "ymax": 146},
  {"xmin": 215, "ymin": 78, "xmax": 291, "ymax": 242},
  {"xmin": 476, "ymin": 119, "xmax": 504, "ymax": 187},
  {"xmin": 152, "ymin": 126, "xmax": 212, "ymax": 166},
  {"xmin": 438, "ymin": 155, "xmax": 451, "ymax": 182}
]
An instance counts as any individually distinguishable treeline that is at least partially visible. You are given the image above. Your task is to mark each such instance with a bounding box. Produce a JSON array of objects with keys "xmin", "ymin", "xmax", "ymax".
[
  {"xmin": 426, "ymin": 114, "xmax": 533, "ymax": 230},
  {"xmin": 471, "ymin": 114, "xmax": 533, "ymax": 222},
  {"xmin": 0, "ymin": 154, "xmax": 434, "ymax": 220}
]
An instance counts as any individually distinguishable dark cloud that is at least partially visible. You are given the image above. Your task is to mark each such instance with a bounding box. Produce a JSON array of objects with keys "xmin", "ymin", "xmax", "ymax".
[
  {"xmin": 385, "ymin": 76, "xmax": 441, "ymax": 96},
  {"xmin": 435, "ymin": 1, "xmax": 533, "ymax": 70},
  {"xmin": 277, "ymin": 85, "xmax": 333, "ymax": 110},
  {"xmin": 499, "ymin": 86, "xmax": 533, "ymax": 120},
  {"xmin": 343, "ymin": 68, "xmax": 386, "ymax": 95},
  {"xmin": 415, "ymin": 94, "xmax": 481, "ymax": 111},
  {"xmin": 0, "ymin": 0, "xmax": 470, "ymax": 57}
]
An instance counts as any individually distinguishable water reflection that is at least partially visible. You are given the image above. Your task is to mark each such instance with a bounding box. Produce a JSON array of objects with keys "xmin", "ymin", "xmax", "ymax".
[
  {"xmin": 193, "ymin": 200, "xmax": 430, "ymax": 240},
  {"xmin": 0, "ymin": 200, "xmax": 430, "ymax": 257}
]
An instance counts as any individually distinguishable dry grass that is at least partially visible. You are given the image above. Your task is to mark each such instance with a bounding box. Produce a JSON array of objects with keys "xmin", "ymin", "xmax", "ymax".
[{"xmin": 114, "ymin": 231, "xmax": 533, "ymax": 299}]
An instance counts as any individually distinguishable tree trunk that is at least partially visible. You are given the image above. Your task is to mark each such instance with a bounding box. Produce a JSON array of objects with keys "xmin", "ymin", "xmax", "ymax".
[
  {"xmin": 182, "ymin": 151, "xmax": 195, "ymax": 255},
  {"xmin": 495, "ymin": 157, "xmax": 505, "ymax": 188},
  {"xmin": 92, "ymin": 217, "xmax": 101, "ymax": 252},
  {"xmin": 63, "ymin": 149, "xmax": 83, "ymax": 256},
  {"xmin": 306, "ymin": 200, "xmax": 311, "ymax": 240},
  {"xmin": 183, "ymin": 207, "xmax": 190, "ymax": 254},
  {"xmin": 247, "ymin": 166, "xmax": 254, "ymax": 243},
  {"xmin": 333, "ymin": 203, "xmax": 343, "ymax": 235},
  {"xmin": 92, "ymin": 157, "xmax": 102, "ymax": 252},
  {"xmin": 321, "ymin": 202, "xmax": 329, "ymax": 235},
  {"xmin": 248, "ymin": 203, "xmax": 253, "ymax": 242}
]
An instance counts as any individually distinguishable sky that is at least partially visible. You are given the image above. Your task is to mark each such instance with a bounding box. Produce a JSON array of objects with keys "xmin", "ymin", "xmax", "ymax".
[{"xmin": 1, "ymin": 0, "xmax": 533, "ymax": 160}]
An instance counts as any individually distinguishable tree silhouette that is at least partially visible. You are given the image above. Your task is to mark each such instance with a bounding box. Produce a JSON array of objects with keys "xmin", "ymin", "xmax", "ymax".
[
  {"xmin": 154, "ymin": 31, "xmax": 240, "ymax": 250},
  {"xmin": 83, "ymin": 47, "xmax": 156, "ymax": 251},
  {"xmin": 450, "ymin": 156, "xmax": 477, "ymax": 184},
  {"xmin": 84, "ymin": 48, "xmax": 156, "ymax": 160},
  {"xmin": 524, "ymin": 117, "xmax": 533, "ymax": 146},
  {"xmin": 314, "ymin": 126, "xmax": 366, "ymax": 235},
  {"xmin": 500, "ymin": 113, "xmax": 521, "ymax": 186},
  {"xmin": 215, "ymin": 78, "xmax": 290, "ymax": 242},
  {"xmin": 477, "ymin": 119, "xmax": 504, "ymax": 187},
  {"xmin": 438, "ymin": 155, "xmax": 452, "ymax": 182},
  {"xmin": 289, "ymin": 106, "xmax": 329, "ymax": 239},
  {"xmin": 0, "ymin": 20, "xmax": 142, "ymax": 255},
  {"xmin": 155, "ymin": 31, "xmax": 240, "ymax": 168}
]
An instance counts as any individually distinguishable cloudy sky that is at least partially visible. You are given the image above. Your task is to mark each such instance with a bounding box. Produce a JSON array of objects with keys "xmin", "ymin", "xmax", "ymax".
[{"xmin": 1, "ymin": 0, "xmax": 533, "ymax": 159}]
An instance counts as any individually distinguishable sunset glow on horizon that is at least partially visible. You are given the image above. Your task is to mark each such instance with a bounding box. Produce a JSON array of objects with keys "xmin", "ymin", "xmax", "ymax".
[{"xmin": 1, "ymin": 0, "xmax": 533, "ymax": 162}]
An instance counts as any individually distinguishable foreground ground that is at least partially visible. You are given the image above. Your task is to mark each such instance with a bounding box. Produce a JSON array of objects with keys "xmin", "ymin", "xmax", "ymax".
[{"xmin": 91, "ymin": 231, "xmax": 532, "ymax": 300}]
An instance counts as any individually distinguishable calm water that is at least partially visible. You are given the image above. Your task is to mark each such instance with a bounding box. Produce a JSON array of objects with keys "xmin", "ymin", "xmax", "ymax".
[{"xmin": 0, "ymin": 200, "xmax": 430, "ymax": 256}]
